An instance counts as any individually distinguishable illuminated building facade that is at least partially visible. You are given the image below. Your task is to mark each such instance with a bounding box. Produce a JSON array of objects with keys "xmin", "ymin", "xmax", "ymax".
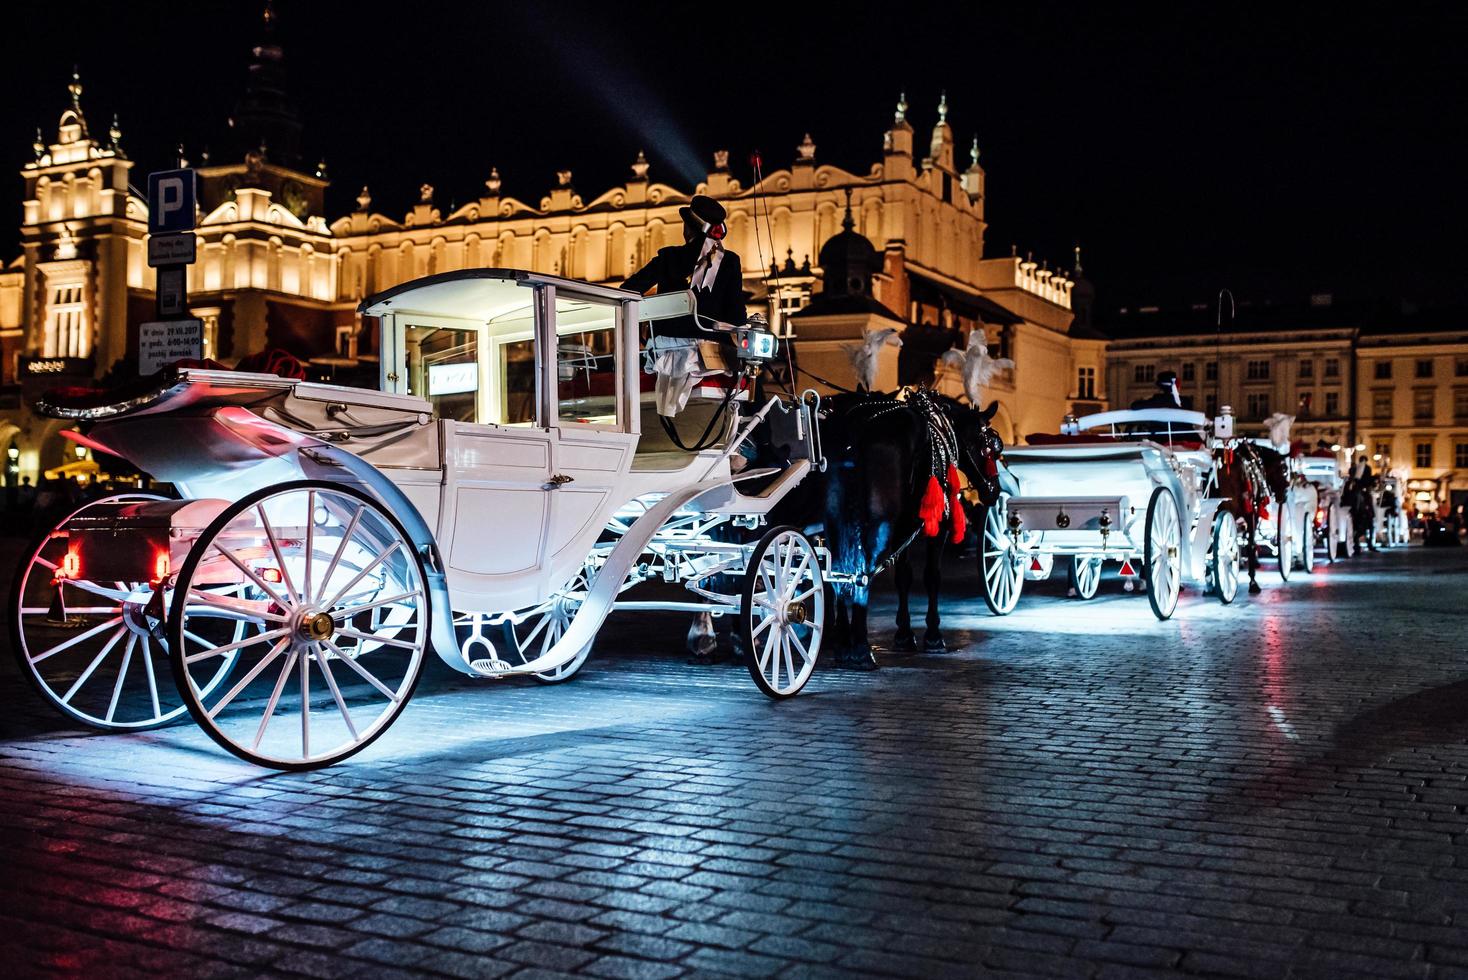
[{"xmin": 1, "ymin": 21, "xmax": 1101, "ymax": 482}]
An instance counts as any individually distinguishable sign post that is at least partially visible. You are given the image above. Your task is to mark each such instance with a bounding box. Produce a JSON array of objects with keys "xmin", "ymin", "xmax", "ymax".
[{"xmin": 144, "ymin": 169, "xmax": 201, "ymax": 371}]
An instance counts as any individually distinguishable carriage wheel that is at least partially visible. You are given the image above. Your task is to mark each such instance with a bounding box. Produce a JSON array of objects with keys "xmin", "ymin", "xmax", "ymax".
[
  {"xmin": 1208, "ymin": 510, "xmax": 1240, "ymax": 604},
  {"xmin": 1321, "ymin": 510, "xmax": 1335, "ymax": 565},
  {"xmin": 1066, "ymin": 556, "xmax": 1103, "ymax": 600},
  {"xmin": 979, "ymin": 498, "xmax": 1024, "ymax": 615},
  {"xmin": 1299, "ymin": 510, "xmax": 1316, "ymax": 573},
  {"xmin": 1339, "ymin": 510, "xmax": 1356, "ymax": 559},
  {"xmin": 503, "ymin": 566, "xmax": 594, "ymax": 684},
  {"xmin": 169, "ymin": 482, "xmax": 430, "ymax": 770},
  {"xmin": 1276, "ymin": 512, "xmax": 1294, "ymax": 582},
  {"xmin": 1144, "ymin": 487, "xmax": 1182, "ymax": 620},
  {"xmin": 10, "ymin": 493, "xmax": 239, "ymax": 731},
  {"xmin": 740, "ymin": 526, "xmax": 824, "ymax": 699}
]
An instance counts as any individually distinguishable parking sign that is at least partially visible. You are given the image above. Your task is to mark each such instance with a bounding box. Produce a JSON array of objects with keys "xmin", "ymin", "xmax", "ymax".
[{"xmin": 147, "ymin": 169, "xmax": 196, "ymax": 234}]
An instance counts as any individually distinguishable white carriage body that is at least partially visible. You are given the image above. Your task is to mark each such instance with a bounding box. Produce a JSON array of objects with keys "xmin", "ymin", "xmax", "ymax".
[
  {"xmin": 33, "ymin": 269, "xmax": 829, "ymax": 759},
  {"xmin": 983, "ymin": 408, "xmax": 1227, "ymax": 617}
]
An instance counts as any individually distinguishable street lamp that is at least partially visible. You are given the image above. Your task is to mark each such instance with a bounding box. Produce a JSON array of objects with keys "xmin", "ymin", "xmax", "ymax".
[
  {"xmin": 74, "ymin": 444, "xmax": 87, "ymax": 460},
  {"xmin": 6, "ymin": 445, "xmax": 17, "ymax": 461}
]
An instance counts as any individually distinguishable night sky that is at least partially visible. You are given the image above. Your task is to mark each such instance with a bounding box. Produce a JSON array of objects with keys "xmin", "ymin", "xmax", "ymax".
[{"xmin": 4, "ymin": 1, "xmax": 1465, "ymax": 315}]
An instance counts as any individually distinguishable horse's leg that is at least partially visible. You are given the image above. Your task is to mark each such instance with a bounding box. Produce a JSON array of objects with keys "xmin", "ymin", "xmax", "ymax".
[
  {"xmin": 1247, "ymin": 511, "xmax": 1262, "ymax": 594},
  {"xmin": 846, "ymin": 584, "xmax": 878, "ymax": 670},
  {"xmin": 923, "ymin": 534, "xmax": 946, "ymax": 653},
  {"xmin": 892, "ymin": 548, "xmax": 917, "ymax": 653}
]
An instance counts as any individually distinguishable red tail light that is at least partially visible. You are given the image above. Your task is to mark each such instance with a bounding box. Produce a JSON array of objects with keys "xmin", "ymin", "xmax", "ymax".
[
  {"xmin": 61, "ymin": 550, "xmax": 80, "ymax": 579},
  {"xmin": 259, "ymin": 567, "xmax": 284, "ymax": 584},
  {"xmin": 153, "ymin": 551, "xmax": 171, "ymax": 582}
]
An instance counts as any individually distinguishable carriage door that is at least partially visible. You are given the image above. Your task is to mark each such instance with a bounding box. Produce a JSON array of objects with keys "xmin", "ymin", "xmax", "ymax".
[{"xmin": 540, "ymin": 285, "xmax": 638, "ymax": 595}]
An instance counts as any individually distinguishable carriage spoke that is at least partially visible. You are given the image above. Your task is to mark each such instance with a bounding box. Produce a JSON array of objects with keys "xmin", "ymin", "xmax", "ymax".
[
  {"xmin": 214, "ymin": 542, "xmax": 290, "ymax": 608},
  {"xmin": 258, "ymin": 504, "xmax": 300, "ymax": 602},
  {"xmin": 323, "ymin": 639, "xmax": 402, "ymax": 702},
  {"xmin": 252, "ymin": 649, "xmax": 299, "ymax": 751},
  {"xmin": 299, "ymin": 646, "xmax": 311, "ymax": 758},
  {"xmin": 185, "ymin": 586, "xmax": 288, "ymax": 622},
  {"xmin": 330, "ymin": 590, "xmax": 421, "ymax": 617},
  {"xmin": 751, "ymin": 613, "xmax": 775, "ymax": 639},
  {"xmin": 141, "ymin": 636, "xmax": 161, "ymax": 720},
  {"xmin": 303, "ymin": 490, "xmax": 315, "ymax": 603},
  {"xmin": 30, "ymin": 616, "xmax": 125, "ymax": 665},
  {"xmin": 313, "ymin": 643, "xmax": 358, "ymax": 740},
  {"xmin": 104, "ymin": 635, "xmax": 137, "ymax": 724},
  {"xmin": 185, "ymin": 626, "xmax": 289, "ymax": 664},
  {"xmin": 324, "ymin": 543, "xmax": 401, "ymax": 612},
  {"xmin": 782, "ymin": 630, "xmax": 797, "ymax": 684},
  {"xmin": 315, "ymin": 505, "xmax": 364, "ymax": 604},
  {"xmin": 60, "ymin": 627, "xmax": 126, "ymax": 705},
  {"xmin": 335, "ymin": 627, "xmax": 418, "ymax": 651},
  {"xmin": 206, "ymin": 637, "xmax": 290, "ymax": 719},
  {"xmin": 788, "ymin": 628, "xmax": 809, "ymax": 663}
]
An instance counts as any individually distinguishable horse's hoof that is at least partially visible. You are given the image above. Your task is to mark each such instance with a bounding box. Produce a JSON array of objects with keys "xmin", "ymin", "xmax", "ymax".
[
  {"xmin": 1248, "ymin": 581, "xmax": 1262, "ymax": 595},
  {"xmin": 837, "ymin": 648, "xmax": 880, "ymax": 671},
  {"xmin": 923, "ymin": 634, "xmax": 947, "ymax": 654},
  {"xmin": 892, "ymin": 631, "xmax": 918, "ymax": 654}
]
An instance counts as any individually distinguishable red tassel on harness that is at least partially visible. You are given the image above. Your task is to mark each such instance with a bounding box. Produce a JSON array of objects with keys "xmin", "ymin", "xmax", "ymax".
[
  {"xmin": 946, "ymin": 463, "xmax": 966, "ymax": 543},
  {"xmin": 919, "ymin": 474, "xmax": 945, "ymax": 538}
]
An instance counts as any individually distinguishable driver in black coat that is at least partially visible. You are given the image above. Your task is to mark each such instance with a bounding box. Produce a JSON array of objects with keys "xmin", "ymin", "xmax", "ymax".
[
  {"xmin": 1131, "ymin": 370, "xmax": 1193, "ymax": 411},
  {"xmin": 623, "ymin": 194, "xmax": 747, "ymax": 335}
]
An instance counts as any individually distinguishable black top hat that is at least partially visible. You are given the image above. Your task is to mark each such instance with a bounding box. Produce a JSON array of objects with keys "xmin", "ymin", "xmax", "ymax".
[
  {"xmin": 1156, "ymin": 370, "xmax": 1179, "ymax": 388},
  {"xmin": 679, "ymin": 194, "xmax": 727, "ymax": 229}
]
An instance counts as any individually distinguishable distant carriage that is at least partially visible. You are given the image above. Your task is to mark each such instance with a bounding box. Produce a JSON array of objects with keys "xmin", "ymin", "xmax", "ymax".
[{"xmin": 979, "ymin": 408, "xmax": 1237, "ymax": 618}]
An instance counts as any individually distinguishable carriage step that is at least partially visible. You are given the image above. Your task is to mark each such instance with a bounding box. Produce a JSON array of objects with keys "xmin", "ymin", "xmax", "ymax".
[{"xmin": 467, "ymin": 657, "xmax": 516, "ymax": 678}]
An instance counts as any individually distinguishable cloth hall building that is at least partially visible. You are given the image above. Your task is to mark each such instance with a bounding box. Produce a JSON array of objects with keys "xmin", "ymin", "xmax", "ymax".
[{"xmin": 0, "ymin": 20, "xmax": 1102, "ymax": 484}]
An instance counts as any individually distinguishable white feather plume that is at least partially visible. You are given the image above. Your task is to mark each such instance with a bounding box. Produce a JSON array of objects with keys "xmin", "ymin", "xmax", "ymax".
[
  {"xmin": 845, "ymin": 327, "xmax": 902, "ymax": 391},
  {"xmin": 1263, "ymin": 412, "xmax": 1295, "ymax": 449},
  {"xmin": 941, "ymin": 328, "xmax": 1014, "ymax": 404}
]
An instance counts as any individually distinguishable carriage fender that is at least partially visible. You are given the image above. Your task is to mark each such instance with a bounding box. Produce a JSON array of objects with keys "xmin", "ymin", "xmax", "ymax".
[
  {"xmin": 490, "ymin": 476, "xmax": 741, "ymax": 678},
  {"xmin": 290, "ymin": 441, "xmax": 458, "ymax": 669}
]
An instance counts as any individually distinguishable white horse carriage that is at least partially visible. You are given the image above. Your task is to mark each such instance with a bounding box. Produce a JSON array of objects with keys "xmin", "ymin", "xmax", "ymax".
[
  {"xmin": 1242, "ymin": 416, "xmax": 1319, "ymax": 579},
  {"xmin": 980, "ymin": 408, "xmax": 1237, "ymax": 619},
  {"xmin": 13, "ymin": 269, "xmax": 830, "ymax": 769},
  {"xmin": 1297, "ymin": 453, "xmax": 1353, "ymax": 561},
  {"xmin": 1372, "ymin": 473, "xmax": 1409, "ymax": 547}
]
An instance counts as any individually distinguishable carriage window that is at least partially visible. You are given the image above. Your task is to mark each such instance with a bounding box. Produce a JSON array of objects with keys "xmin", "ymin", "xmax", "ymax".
[
  {"xmin": 555, "ymin": 294, "xmax": 621, "ymax": 427},
  {"xmin": 405, "ymin": 323, "xmax": 480, "ymax": 423}
]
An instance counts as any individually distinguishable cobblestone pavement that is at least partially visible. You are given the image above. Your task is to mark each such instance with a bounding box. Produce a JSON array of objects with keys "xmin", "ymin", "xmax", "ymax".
[{"xmin": 2, "ymin": 542, "xmax": 1467, "ymax": 979}]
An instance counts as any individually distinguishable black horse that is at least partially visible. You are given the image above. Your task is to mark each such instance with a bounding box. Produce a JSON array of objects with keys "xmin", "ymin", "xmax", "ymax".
[
  {"xmin": 1212, "ymin": 440, "xmax": 1291, "ymax": 594},
  {"xmin": 770, "ymin": 389, "xmax": 1002, "ymax": 667}
]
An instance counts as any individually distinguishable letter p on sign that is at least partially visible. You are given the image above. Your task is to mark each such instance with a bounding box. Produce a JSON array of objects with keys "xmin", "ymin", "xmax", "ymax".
[{"xmin": 148, "ymin": 169, "xmax": 196, "ymax": 234}]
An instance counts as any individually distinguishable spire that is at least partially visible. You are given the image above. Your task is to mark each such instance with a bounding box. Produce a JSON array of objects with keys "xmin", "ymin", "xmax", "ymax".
[
  {"xmin": 108, "ymin": 114, "xmax": 124, "ymax": 157},
  {"xmin": 33, "ymin": 127, "xmax": 45, "ymax": 162},
  {"xmin": 1073, "ymin": 245, "xmax": 1084, "ymax": 276},
  {"xmin": 356, "ymin": 185, "xmax": 372, "ymax": 212},
  {"xmin": 631, "ymin": 149, "xmax": 650, "ymax": 180},
  {"xmin": 895, "ymin": 91, "xmax": 909, "ymax": 126},
  {"xmin": 68, "ymin": 67, "xmax": 83, "ymax": 113},
  {"xmin": 229, "ymin": 0, "xmax": 304, "ymax": 168},
  {"xmin": 841, "ymin": 186, "xmax": 855, "ymax": 232},
  {"xmin": 969, "ymin": 135, "xmax": 980, "ymax": 169},
  {"xmin": 485, "ymin": 167, "xmax": 502, "ymax": 195},
  {"xmin": 937, "ymin": 90, "xmax": 948, "ymax": 124},
  {"xmin": 929, "ymin": 91, "xmax": 954, "ymax": 168}
]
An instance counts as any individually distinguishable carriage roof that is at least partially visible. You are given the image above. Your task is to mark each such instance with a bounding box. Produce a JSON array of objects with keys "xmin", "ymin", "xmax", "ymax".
[{"xmin": 358, "ymin": 268, "xmax": 639, "ymax": 320}]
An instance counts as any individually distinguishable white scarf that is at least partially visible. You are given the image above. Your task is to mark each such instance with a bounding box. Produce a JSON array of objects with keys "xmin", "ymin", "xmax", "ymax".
[{"xmin": 690, "ymin": 237, "xmax": 724, "ymax": 290}]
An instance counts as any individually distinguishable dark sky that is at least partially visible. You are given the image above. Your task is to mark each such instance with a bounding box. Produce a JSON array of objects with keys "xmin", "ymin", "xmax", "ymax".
[{"xmin": 4, "ymin": 1, "xmax": 1465, "ymax": 312}]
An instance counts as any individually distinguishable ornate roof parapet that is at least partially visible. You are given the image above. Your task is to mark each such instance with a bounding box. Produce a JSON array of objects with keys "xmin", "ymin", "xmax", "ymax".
[
  {"xmin": 542, "ymin": 169, "xmax": 583, "ymax": 212},
  {"xmin": 703, "ymin": 149, "xmax": 738, "ymax": 196},
  {"xmin": 406, "ymin": 183, "xmax": 440, "ymax": 226},
  {"xmin": 977, "ymin": 252, "xmax": 1075, "ymax": 309}
]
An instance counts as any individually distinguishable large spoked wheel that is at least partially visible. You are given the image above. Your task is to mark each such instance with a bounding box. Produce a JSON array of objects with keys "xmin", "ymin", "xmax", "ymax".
[
  {"xmin": 1338, "ymin": 510, "xmax": 1356, "ymax": 559},
  {"xmin": 1066, "ymin": 556, "xmax": 1103, "ymax": 600},
  {"xmin": 1208, "ymin": 509, "xmax": 1240, "ymax": 604},
  {"xmin": 1321, "ymin": 510, "xmax": 1335, "ymax": 565},
  {"xmin": 979, "ymin": 497, "xmax": 1024, "ymax": 615},
  {"xmin": 505, "ymin": 566, "xmax": 594, "ymax": 684},
  {"xmin": 740, "ymin": 526, "xmax": 824, "ymax": 700},
  {"xmin": 1298, "ymin": 509, "xmax": 1315, "ymax": 573},
  {"xmin": 10, "ymin": 493, "xmax": 238, "ymax": 730},
  {"xmin": 169, "ymin": 482, "xmax": 431, "ymax": 770},
  {"xmin": 1276, "ymin": 511, "xmax": 1293, "ymax": 582},
  {"xmin": 1144, "ymin": 487, "xmax": 1182, "ymax": 620}
]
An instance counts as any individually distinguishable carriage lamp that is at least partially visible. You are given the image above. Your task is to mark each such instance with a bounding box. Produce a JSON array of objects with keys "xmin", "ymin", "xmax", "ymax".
[
  {"xmin": 1355, "ymin": 444, "xmax": 1366, "ymax": 452},
  {"xmin": 1007, "ymin": 510, "xmax": 1022, "ymax": 534},
  {"xmin": 1098, "ymin": 510, "xmax": 1112, "ymax": 547},
  {"xmin": 75, "ymin": 444, "xmax": 87, "ymax": 460},
  {"xmin": 258, "ymin": 567, "xmax": 284, "ymax": 584},
  {"xmin": 6, "ymin": 445, "xmax": 18, "ymax": 460}
]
